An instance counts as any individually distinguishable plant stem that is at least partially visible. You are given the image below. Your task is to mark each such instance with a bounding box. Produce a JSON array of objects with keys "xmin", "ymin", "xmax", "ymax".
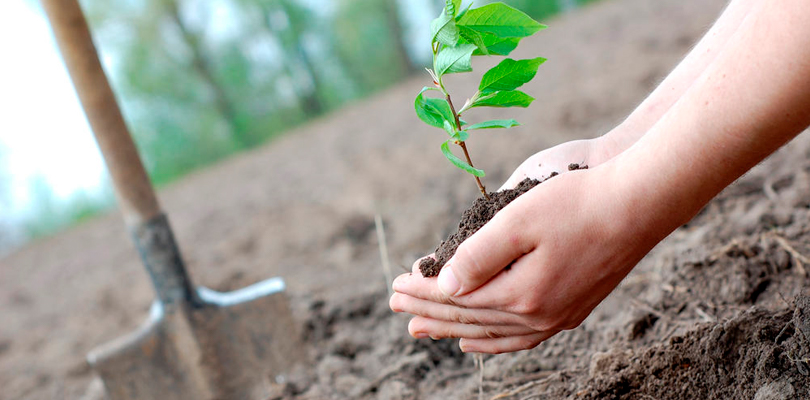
[
  {"xmin": 445, "ymin": 93, "xmax": 490, "ymax": 200},
  {"xmin": 459, "ymin": 141, "xmax": 490, "ymax": 200}
]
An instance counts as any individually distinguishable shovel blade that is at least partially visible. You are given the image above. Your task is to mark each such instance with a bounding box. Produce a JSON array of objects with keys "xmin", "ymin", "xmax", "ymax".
[{"xmin": 88, "ymin": 278, "xmax": 304, "ymax": 400}]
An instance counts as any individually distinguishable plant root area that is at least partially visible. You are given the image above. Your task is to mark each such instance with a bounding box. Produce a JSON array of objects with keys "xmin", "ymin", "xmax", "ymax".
[{"xmin": 2, "ymin": 0, "xmax": 809, "ymax": 399}]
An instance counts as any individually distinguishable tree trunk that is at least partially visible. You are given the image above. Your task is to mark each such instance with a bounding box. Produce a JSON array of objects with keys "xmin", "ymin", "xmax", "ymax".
[
  {"xmin": 271, "ymin": 0, "xmax": 325, "ymax": 116},
  {"xmin": 384, "ymin": 0, "xmax": 417, "ymax": 76},
  {"xmin": 167, "ymin": 1, "xmax": 254, "ymax": 149}
]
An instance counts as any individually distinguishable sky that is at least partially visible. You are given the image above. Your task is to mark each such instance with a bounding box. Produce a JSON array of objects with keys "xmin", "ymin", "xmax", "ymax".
[{"xmin": 0, "ymin": 1, "xmax": 108, "ymax": 224}]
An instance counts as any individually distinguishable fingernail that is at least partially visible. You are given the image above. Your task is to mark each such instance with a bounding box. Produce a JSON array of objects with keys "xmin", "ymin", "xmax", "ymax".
[
  {"xmin": 438, "ymin": 266, "xmax": 461, "ymax": 296},
  {"xmin": 459, "ymin": 340, "xmax": 476, "ymax": 353},
  {"xmin": 414, "ymin": 332, "xmax": 430, "ymax": 339}
]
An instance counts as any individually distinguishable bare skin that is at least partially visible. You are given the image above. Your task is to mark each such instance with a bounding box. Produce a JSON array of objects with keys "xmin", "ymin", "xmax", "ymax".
[{"xmin": 390, "ymin": 0, "xmax": 810, "ymax": 354}]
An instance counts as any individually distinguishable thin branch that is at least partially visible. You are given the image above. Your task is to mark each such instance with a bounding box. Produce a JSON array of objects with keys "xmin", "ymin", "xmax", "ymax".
[
  {"xmin": 445, "ymin": 93, "xmax": 490, "ymax": 200},
  {"xmin": 375, "ymin": 214, "xmax": 393, "ymax": 297}
]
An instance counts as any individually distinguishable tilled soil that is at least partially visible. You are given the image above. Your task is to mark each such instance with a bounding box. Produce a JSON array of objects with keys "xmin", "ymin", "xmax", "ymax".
[{"xmin": 3, "ymin": 0, "xmax": 809, "ymax": 399}]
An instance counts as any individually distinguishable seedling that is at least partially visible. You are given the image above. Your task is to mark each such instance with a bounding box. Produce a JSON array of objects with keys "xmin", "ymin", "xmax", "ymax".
[{"xmin": 415, "ymin": 1, "xmax": 546, "ymax": 200}]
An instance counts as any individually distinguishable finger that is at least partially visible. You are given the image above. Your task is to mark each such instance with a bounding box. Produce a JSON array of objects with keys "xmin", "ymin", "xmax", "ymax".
[
  {"xmin": 459, "ymin": 331, "xmax": 559, "ymax": 354},
  {"xmin": 393, "ymin": 269, "xmax": 519, "ymax": 310},
  {"xmin": 408, "ymin": 316, "xmax": 536, "ymax": 339},
  {"xmin": 437, "ymin": 203, "xmax": 534, "ymax": 297},
  {"xmin": 389, "ymin": 293, "xmax": 525, "ymax": 326}
]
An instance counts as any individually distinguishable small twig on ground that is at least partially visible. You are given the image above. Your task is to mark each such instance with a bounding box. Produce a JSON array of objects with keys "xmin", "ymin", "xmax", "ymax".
[
  {"xmin": 709, "ymin": 238, "xmax": 756, "ymax": 262},
  {"xmin": 766, "ymin": 232, "xmax": 809, "ymax": 277},
  {"xmin": 498, "ymin": 370, "xmax": 558, "ymax": 387},
  {"xmin": 763, "ymin": 178, "xmax": 781, "ymax": 204},
  {"xmin": 489, "ymin": 373, "xmax": 558, "ymax": 400},
  {"xmin": 434, "ymin": 367, "xmax": 478, "ymax": 385},
  {"xmin": 694, "ymin": 306, "xmax": 715, "ymax": 323},
  {"xmin": 375, "ymin": 214, "xmax": 394, "ymax": 297},
  {"xmin": 628, "ymin": 297, "xmax": 696, "ymax": 326},
  {"xmin": 475, "ymin": 354, "xmax": 486, "ymax": 400}
]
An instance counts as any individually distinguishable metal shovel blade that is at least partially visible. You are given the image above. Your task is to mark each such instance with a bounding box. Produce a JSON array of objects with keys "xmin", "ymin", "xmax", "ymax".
[
  {"xmin": 87, "ymin": 281, "xmax": 302, "ymax": 400},
  {"xmin": 86, "ymin": 216, "xmax": 304, "ymax": 400}
]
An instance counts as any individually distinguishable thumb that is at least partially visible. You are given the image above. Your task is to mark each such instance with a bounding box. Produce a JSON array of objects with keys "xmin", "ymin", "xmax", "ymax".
[{"xmin": 438, "ymin": 207, "xmax": 532, "ymax": 297}]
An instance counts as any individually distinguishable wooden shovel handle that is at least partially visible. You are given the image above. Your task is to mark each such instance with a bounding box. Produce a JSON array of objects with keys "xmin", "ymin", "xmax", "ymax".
[{"xmin": 41, "ymin": 0, "xmax": 161, "ymax": 225}]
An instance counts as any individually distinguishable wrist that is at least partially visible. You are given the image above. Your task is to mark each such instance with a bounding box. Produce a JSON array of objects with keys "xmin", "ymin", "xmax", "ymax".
[{"xmin": 592, "ymin": 118, "xmax": 647, "ymax": 165}]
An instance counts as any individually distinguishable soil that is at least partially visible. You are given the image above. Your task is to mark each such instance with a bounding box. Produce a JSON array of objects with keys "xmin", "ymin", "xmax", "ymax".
[
  {"xmin": 3, "ymin": 0, "xmax": 810, "ymax": 399},
  {"xmin": 419, "ymin": 178, "xmax": 541, "ymax": 277},
  {"xmin": 420, "ymin": 163, "xmax": 589, "ymax": 277}
]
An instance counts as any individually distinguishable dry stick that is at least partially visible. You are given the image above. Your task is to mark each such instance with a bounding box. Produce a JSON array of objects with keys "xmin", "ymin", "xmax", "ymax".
[
  {"xmin": 446, "ymin": 93, "xmax": 490, "ymax": 200},
  {"xmin": 476, "ymin": 354, "xmax": 485, "ymax": 400},
  {"xmin": 498, "ymin": 370, "xmax": 558, "ymax": 387},
  {"xmin": 627, "ymin": 297, "xmax": 696, "ymax": 326},
  {"xmin": 375, "ymin": 214, "xmax": 394, "ymax": 297},
  {"xmin": 767, "ymin": 232, "xmax": 809, "ymax": 277},
  {"xmin": 489, "ymin": 374, "xmax": 557, "ymax": 400}
]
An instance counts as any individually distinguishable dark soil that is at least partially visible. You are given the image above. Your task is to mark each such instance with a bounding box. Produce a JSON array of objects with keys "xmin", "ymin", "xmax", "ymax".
[
  {"xmin": 582, "ymin": 298, "xmax": 810, "ymax": 399},
  {"xmin": 419, "ymin": 164, "xmax": 587, "ymax": 277},
  {"xmin": 418, "ymin": 178, "xmax": 540, "ymax": 277}
]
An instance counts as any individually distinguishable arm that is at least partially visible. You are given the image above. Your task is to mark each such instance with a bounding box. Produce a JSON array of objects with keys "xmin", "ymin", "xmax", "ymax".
[
  {"xmin": 599, "ymin": 0, "xmax": 758, "ymax": 158},
  {"xmin": 391, "ymin": 0, "xmax": 810, "ymax": 354},
  {"xmin": 499, "ymin": 0, "xmax": 757, "ymax": 189}
]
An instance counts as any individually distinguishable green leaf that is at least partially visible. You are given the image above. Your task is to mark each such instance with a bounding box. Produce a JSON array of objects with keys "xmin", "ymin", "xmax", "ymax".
[
  {"xmin": 479, "ymin": 57, "xmax": 545, "ymax": 93},
  {"xmin": 442, "ymin": 120, "xmax": 457, "ymax": 137},
  {"xmin": 449, "ymin": 0, "xmax": 463, "ymax": 16},
  {"xmin": 434, "ymin": 43, "xmax": 477, "ymax": 77},
  {"xmin": 431, "ymin": 0, "xmax": 465, "ymax": 46},
  {"xmin": 459, "ymin": 26, "xmax": 488, "ymax": 55},
  {"xmin": 456, "ymin": 130, "xmax": 470, "ymax": 142},
  {"xmin": 442, "ymin": 141, "xmax": 485, "ymax": 177},
  {"xmin": 466, "ymin": 119, "xmax": 521, "ymax": 130},
  {"xmin": 456, "ymin": 2, "xmax": 473, "ymax": 20},
  {"xmin": 431, "ymin": 12, "xmax": 459, "ymax": 47},
  {"xmin": 457, "ymin": 2, "xmax": 547, "ymax": 38},
  {"xmin": 471, "ymin": 33, "xmax": 520, "ymax": 56},
  {"xmin": 470, "ymin": 90, "xmax": 535, "ymax": 108},
  {"xmin": 415, "ymin": 87, "xmax": 454, "ymax": 128}
]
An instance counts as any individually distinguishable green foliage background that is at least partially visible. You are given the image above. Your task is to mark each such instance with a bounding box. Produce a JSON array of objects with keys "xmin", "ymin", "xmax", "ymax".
[{"xmin": 11, "ymin": 0, "xmax": 596, "ymax": 250}]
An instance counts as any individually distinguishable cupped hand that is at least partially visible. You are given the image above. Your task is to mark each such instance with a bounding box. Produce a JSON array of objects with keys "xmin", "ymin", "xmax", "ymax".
[
  {"xmin": 498, "ymin": 135, "xmax": 617, "ymax": 190},
  {"xmin": 389, "ymin": 157, "xmax": 666, "ymax": 354}
]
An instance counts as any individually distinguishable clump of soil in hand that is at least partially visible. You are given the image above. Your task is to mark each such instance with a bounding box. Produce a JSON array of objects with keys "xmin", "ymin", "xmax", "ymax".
[{"xmin": 419, "ymin": 164, "xmax": 588, "ymax": 277}]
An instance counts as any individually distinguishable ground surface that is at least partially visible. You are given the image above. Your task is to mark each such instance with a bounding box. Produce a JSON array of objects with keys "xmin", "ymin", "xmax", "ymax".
[{"xmin": 2, "ymin": 0, "xmax": 809, "ymax": 398}]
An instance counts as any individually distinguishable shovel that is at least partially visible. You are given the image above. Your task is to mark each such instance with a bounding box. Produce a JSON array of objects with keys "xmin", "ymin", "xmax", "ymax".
[{"xmin": 41, "ymin": 1, "xmax": 304, "ymax": 398}]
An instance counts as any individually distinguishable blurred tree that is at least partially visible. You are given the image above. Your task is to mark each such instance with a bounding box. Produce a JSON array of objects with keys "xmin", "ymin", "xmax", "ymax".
[
  {"xmin": 166, "ymin": 0, "xmax": 255, "ymax": 149},
  {"xmin": 78, "ymin": 0, "xmax": 583, "ymax": 188},
  {"xmin": 332, "ymin": 0, "xmax": 412, "ymax": 96},
  {"xmin": 262, "ymin": 0, "xmax": 326, "ymax": 116},
  {"xmin": 383, "ymin": 0, "xmax": 418, "ymax": 75}
]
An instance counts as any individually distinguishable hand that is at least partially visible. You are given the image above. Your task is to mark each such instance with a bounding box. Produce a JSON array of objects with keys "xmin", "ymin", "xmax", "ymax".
[
  {"xmin": 390, "ymin": 159, "xmax": 665, "ymax": 354},
  {"xmin": 498, "ymin": 136, "xmax": 615, "ymax": 190}
]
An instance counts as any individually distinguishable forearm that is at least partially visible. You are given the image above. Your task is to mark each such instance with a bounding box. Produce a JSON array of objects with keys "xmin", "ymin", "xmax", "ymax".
[
  {"xmin": 617, "ymin": 0, "xmax": 810, "ymax": 238},
  {"xmin": 599, "ymin": 0, "xmax": 757, "ymax": 157}
]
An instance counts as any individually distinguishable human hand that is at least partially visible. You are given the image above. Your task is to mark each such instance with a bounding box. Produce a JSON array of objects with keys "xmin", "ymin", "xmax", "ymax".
[
  {"xmin": 498, "ymin": 137, "xmax": 608, "ymax": 190},
  {"xmin": 390, "ymin": 159, "xmax": 667, "ymax": 354}
]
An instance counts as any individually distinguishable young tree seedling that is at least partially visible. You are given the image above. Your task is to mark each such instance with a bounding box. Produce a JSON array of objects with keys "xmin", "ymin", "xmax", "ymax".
[{"xmin": 415, "ymin": 1, "xmax": 546, "ymax": 200}]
